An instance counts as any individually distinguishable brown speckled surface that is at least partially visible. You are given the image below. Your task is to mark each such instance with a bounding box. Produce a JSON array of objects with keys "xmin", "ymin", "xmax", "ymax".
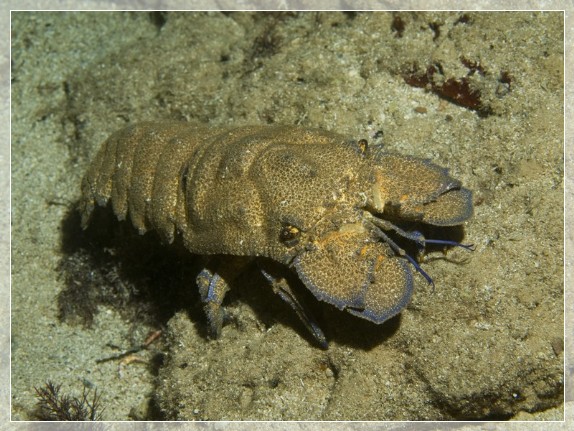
[{"xmin": 5, "ymin": 2, "xmax": 572, "ymax": 428}]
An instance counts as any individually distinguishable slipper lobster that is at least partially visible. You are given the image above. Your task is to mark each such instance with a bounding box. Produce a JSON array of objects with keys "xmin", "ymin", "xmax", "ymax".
[{"xmin": 80, "ymin": 122, "xmax": 473, "ymax": 347}]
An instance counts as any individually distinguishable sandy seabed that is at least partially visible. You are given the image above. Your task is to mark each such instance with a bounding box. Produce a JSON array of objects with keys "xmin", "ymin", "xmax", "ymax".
[{"xmin": 7, "ymin": 4, "xmax": 571, "ymax": 427}]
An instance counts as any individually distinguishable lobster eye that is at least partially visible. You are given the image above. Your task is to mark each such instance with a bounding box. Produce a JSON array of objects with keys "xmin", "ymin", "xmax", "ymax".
[
  {"xmin": 357, "ymin": 138, "xmax": 368, "ymax": 155},
  {"xmin": 279, "ymin": 225, "xmax": 301, "ymax": 247}
]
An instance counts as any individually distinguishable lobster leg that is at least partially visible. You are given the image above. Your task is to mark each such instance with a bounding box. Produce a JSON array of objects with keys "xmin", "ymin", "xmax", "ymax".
[
  {"xmin": 196, "ymin": 267, "xmax": 230, "ymax": 339},
  {"xmin": 259, "ymin": 264, "xmax": 328, "ymax": 349},
  {"xmin": 195, "ymin": 257, "xmax": 251, "ymax": 339}
]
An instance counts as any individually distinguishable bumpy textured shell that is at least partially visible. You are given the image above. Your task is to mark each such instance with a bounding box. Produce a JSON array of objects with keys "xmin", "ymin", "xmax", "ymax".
[
  {"xmin": 80, "ymin": 122, "xmax": 370, "ymax": 263},
  {"xmin": 80, "ymin": 121, "xmax": 473, "ymax": 341}
]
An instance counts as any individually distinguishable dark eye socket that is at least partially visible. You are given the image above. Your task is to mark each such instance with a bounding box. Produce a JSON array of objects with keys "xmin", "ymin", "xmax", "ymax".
[
  {"xmin": 279, "ymin": 225, "xmax": 301, "ymax": 247},
  {"xmin": 346, "ymin": 138, "xmax": 369, "ymax": 156},
  {"xmin": 357, "ymin": 138, "xmax": 368, "ymax": 155}
]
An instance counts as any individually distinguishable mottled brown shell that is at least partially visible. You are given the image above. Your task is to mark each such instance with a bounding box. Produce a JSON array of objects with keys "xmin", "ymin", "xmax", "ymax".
[{"xmin": 80, "ymin": 122, "xmax": 473, "ymax": 346}]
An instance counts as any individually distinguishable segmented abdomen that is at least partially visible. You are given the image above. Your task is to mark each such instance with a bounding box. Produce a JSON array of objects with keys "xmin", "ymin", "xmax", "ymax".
[
  {"xmin": 81, "ymin": 121, "xmax": 371, "ymax": 265},
  {"xmin": 80, "ymin": 121, "xmax": 220, "ymax": 242},
  {"xmin": 80, "ymin": 122, "xmax": 342, "ymax": 257}
]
